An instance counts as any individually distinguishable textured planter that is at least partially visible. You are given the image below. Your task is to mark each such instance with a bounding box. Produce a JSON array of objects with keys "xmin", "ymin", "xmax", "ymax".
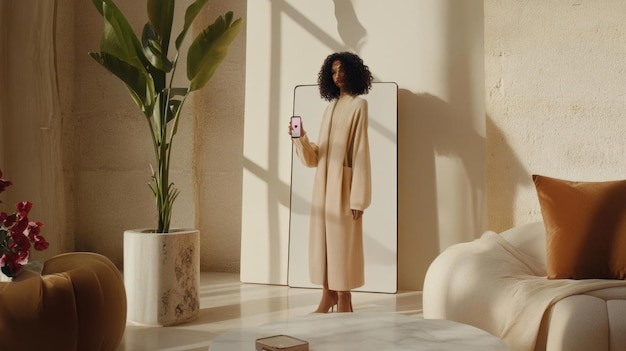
[{"xmin": 123, "ymin": 228, "xmax": 200, "ymax": 326}]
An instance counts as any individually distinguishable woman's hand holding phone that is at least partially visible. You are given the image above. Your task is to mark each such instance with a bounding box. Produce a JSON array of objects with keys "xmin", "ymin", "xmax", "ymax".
[{"xmin": 289, "ymin": 116, "xmax": 304, "ymax": 138}]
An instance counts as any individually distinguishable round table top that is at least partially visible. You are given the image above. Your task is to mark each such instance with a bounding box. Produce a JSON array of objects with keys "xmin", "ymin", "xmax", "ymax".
[{"xmin": 208, "ymin": 312, "xmax": 509, "ymax": 351}]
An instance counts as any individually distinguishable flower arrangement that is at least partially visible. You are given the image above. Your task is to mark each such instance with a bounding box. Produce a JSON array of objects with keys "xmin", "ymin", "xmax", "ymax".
[{"xmin": 0, "ymin": 168, "xmax": 49, "ymax": 278}]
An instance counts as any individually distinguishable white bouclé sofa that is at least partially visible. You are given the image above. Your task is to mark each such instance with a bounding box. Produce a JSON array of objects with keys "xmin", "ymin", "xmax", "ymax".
[{"xmin": 423, "ymin": 221, "xmax": 626, "ymax": 351}]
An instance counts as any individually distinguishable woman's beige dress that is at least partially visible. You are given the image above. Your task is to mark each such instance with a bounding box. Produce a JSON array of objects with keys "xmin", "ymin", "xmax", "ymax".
[{"xmin": 292, "ymin": 94, "xmax": 371, "ymax": 291}]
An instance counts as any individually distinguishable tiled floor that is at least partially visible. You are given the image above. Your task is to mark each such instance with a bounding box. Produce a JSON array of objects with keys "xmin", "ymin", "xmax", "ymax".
[{"xmin": 117, "ymin": 272, "xmax": 423, "ymax": 351}]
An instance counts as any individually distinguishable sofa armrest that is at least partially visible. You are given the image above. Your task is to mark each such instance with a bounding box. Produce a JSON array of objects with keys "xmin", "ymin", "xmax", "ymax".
[{"xmin": 499, "ymin": 221, "xmax": 547, "ymax": 270}]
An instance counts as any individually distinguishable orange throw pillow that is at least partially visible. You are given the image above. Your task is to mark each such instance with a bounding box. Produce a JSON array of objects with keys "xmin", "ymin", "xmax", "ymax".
[{"xmin": 533, "ymin": 174, "xmax": 626, "ymax": 280}]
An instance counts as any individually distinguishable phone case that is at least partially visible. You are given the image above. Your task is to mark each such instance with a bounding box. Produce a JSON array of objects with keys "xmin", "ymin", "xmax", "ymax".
[
  {"xmin": 255, "ymin": 334, "xmax": 309, "ymax": 351},
  {"xmin": 291, "ymin": 116, "xmax": 302, "ymax": 138}
]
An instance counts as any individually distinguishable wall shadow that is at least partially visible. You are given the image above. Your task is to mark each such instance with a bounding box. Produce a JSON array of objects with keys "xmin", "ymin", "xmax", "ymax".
[
  {"xmin": 397, "ymin": 89, "xmax": 488, "ymax": 290},
  {"xmin": 397, "ymin": 89, "xmax": 439, "ymax": 291},
  {"xmin": 444, "ymin": 0, "xmax": 486, "ymax": 240},
  {"xmin": 333, "ymin": 0, "xmax": 367, "ymax": 52},
  {"xmin": 485, "ymin": 115, "xmax": 531, "ymax": 231}
]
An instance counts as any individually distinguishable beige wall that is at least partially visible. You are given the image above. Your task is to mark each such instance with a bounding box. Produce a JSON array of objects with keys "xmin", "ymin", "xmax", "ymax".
[
  {"xmin": 485, "ymin": 1, "xmax": 626, "ymax": 232},
  {"xmin": 240, "ymin": 0, "xmax": 486, "ymax": 291}
]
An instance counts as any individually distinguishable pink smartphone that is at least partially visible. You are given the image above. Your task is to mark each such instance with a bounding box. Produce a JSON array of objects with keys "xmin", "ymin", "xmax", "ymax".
[{"xmin": 291, "ymin": 116, "xmax": 302, "ymax": 138}]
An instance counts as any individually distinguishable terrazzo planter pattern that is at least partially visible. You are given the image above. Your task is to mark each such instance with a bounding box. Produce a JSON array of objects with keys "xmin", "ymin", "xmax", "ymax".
[{"xmin": 123, "ymin": 228, "xmax": 199, "ymax": 326}]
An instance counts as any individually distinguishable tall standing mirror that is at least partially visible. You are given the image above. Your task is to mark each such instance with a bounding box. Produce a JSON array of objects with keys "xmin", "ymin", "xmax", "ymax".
[{"xmin": 288, "ymin": 82, "xmax": 398, "ymax": 293}]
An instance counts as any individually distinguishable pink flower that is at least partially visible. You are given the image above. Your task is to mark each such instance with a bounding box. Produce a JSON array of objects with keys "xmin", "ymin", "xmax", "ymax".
[
  {"xmin": 10, "ymin": 217, "xmax": 29, "ymax": 237},
  {"xmin": 16, "ymin": 247, "xmax": 29, "ymax": 264},
  {"xmin": 1, "ymin": 212, "xmax": 17, "ymax": 227},
  {"xmin": 16, "ymin": 201, "xmax": 33, "ymax": 218},
  {"xmin": 25, "ymin": 221, "xmax": 43, "ymax": 239},
  {"xmin": 0, "ymin": 179, "xmax": 11, "ymax": 194},
  {"xmin": 34, "ymin": 237, "xmax": 49, "ymax": 251},
  {"xmin": 11, "ymin": 232, "xmax": 31, "ymax": 251},
  {"xmin": 0, "ymin": 253, "xmax": 23, "ymax": 277},
  {"xmin": 0, "ymin": 168, "xmax": 12, "ymax": 197}
]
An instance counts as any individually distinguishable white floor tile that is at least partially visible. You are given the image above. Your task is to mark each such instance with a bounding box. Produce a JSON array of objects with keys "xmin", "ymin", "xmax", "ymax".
[{"xmin": 117, "ymin": 272, "xmax": 422, "ymax": 351}]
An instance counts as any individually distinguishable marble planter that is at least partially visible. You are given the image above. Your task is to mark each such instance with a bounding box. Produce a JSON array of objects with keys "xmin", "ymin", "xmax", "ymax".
[{"xmin": 123, "ymin": 228, "xmax": 200, "ymax": 326}]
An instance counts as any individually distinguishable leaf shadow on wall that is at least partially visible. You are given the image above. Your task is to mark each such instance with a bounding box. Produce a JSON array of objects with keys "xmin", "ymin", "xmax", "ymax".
[
  {"xmin": 398, "ymin": 89, "xmax": 486, "ymax": 290},
  {"xmin": 333, "ymin": 0, "xmax": 367, "ymax": 52},
  {"xmin": 485, "ymin": 115, "xmax": 531, "ymax": 231}
]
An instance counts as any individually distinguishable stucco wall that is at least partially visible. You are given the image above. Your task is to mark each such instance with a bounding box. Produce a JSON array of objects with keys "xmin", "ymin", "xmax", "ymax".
[
  {"xmin": 0, "ymin": 1, "xmax": 75, "ymax": 261},
  {"xmin": 485, "ymin": 0, "xmax": 626, "ymax": 232}
]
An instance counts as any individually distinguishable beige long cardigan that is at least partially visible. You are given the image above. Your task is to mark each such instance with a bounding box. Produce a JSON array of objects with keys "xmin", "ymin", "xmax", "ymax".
[{"xmin": 292, "ymin": 94, "xmax": 372, "ymax": 291}]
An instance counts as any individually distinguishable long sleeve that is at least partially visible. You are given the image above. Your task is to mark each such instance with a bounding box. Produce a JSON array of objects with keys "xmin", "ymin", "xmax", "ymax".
[
  {"xmin": 292, "ymin": 132, "xmax": 319, "ymax": 168},
  {"xmin": 349, "ymin": 100, "xmax": 371, "ymax": 211}
]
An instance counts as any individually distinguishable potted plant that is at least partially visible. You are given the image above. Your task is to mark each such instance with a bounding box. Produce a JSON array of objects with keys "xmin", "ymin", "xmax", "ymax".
[{"xmin": 89, "ymin": 0, "xmax": 242, "ymax": 325}]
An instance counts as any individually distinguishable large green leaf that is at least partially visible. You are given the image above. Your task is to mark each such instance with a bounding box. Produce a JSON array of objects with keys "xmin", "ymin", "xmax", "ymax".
[
  {"xmin": 89, "ymin": 52, "xmax": 155, "ymax": 117},
  {"xmin": 147, "ymin": 0, "xmax": 174, "ymax": 58},
  {"xmin": 187, "ymin": 12, "xmax": 243, "ymax": 92},
  {"xmin": 174, "ymin": 0, "xmax": 210, "ymax": 50},
  {"xmin": 94, "ymin": 0, "xmax": 149, "ymax": 72},
  {"xmin": 142, "ymin": 23, "xmax": 173, "ymax": 73}
]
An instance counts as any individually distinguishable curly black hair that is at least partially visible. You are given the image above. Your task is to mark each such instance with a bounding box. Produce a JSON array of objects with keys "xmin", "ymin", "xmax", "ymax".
[{"xmin": 317, "ymin": 52, "xmax": 373, "ymax": 101}]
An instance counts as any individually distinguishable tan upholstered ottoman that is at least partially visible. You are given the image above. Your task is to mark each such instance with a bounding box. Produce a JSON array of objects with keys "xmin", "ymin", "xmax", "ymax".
[{"xmin": 0, "ymin": 252, "xmax": 126, "ymax": 350}]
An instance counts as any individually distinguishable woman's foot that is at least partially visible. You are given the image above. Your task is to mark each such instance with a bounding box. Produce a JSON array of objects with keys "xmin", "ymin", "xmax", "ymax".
[
  {"xmin": 337, "ymin": 291, "xmax": 353, "ymax": 313},
  {"xmin": 313, "ymin": 289, "xmax": 338, "ymax": 313}
]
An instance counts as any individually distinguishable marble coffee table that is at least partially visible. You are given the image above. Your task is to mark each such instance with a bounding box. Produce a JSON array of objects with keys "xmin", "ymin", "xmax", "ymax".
[{"xmin": 208, "ymin": 312, "xmax": 508, "ymax": 350}]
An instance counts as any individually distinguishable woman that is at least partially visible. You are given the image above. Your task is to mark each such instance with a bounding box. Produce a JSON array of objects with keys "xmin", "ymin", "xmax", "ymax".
[{"xmin": 289, "ymin": 52, "xmax": 373, "ymax": 313}]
